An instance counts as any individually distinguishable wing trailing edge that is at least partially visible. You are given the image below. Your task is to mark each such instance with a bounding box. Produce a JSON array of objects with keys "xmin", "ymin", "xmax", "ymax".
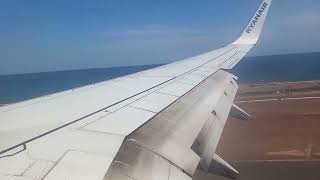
[{"xmin": 0, "ymin": 1, "xmax": 273, "ymax": 180}]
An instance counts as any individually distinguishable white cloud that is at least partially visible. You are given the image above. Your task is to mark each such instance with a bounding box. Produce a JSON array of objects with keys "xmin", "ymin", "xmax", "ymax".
[
  {"xmin": 98, "ymin": 8, "xmax": 320, "ymax": 67},
  {"xmin": 98, "ymin": 25, "xmax": 236, "ymax": 66},
  {"xmin": 109, "ymin": 24, "xmax": 208, "ymax": 39}
]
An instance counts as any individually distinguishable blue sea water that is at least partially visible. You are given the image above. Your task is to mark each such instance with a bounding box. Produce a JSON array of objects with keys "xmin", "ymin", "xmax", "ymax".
[
  {"xmin": 232, "ymin": 52, "xmax": 320, "ymax": 84},
  {"xmin": 1, "ymin": 52, "xmax": 320, "ymax": 104},
  {"xmin": 0, "ymin": 65, "xmax": 160, "ymax": 104}
]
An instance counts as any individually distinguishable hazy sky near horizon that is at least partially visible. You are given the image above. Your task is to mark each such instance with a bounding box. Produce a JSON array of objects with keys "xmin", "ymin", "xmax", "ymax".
[{"xmin": 0, "ymin": 0, "xmax": 319, "ymax": 75}]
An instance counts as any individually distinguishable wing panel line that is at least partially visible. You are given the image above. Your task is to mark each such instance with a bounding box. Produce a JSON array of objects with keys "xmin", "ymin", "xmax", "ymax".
[{"xmin": 0, "ymin": 45, "xmax": 237, "ymax": 156}]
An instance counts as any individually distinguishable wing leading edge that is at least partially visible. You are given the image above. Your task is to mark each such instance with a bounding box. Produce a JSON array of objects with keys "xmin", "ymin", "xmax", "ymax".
[{"xmin": 0, "ymin": 1, "xmax": 272, "ymax": 180}]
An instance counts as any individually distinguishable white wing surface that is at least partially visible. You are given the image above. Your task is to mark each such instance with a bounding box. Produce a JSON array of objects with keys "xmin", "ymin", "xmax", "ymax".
[{"xmin": 0, "ymin": 0, "xmax": 272, "ymax": 179}]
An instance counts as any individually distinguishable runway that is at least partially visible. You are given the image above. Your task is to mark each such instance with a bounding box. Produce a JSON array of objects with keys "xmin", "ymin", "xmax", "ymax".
[
  {"xmin": 236, "ymin": 96, "xmax": 320, "ymax": 103},
  {"xmin": 196, "ymin": 81, "xmax": 320, "ymax": 180},
  {"xmin": 195, "ymin": 160, "xmax": 320, "ymax": 180}
]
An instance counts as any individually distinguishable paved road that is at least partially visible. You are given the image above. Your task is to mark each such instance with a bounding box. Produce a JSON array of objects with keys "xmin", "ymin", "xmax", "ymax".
[{"xmin": 236, "ymin": 96, "xmax": 320, "ymax": 103}]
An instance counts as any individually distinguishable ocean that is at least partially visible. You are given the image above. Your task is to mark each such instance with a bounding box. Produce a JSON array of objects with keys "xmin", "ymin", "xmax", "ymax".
[
  {"xmin": 1, "ymin": 52, "xmax": 320, "ymax": 104},
  {"xmin": 232, "ymin": 52, "xmax": 320, "ymax": 84}
]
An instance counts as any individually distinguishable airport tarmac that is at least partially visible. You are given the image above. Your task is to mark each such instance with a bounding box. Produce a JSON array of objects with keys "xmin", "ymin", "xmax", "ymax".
[
  {"xmin": 195, "ymin": 161, "xmax": 320, "ymax": 180},
  {"xmin": 195, "ymin": 81, "xmax": 320, "ymax": 180}
]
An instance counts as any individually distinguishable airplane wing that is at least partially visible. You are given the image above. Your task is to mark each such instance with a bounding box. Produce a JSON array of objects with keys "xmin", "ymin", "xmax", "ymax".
[{"xmin": 0, "ymin": 0, "xmax": 272, "ymax": 179}]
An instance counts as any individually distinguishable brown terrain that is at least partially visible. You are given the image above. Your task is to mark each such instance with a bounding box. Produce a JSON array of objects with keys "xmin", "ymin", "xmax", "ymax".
[
  {"xmin": 2, "ymin": 81, "xmax": 320, "ymax": 179},
  {"xmin": 196, "ymin": 81, "xmax": 320, "ymax": 180}
]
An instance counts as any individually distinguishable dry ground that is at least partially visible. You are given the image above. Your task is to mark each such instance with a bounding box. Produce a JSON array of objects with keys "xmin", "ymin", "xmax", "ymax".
[{"xmin": 195, "ymin": 81, "xmax": 320, "ymax": 180}]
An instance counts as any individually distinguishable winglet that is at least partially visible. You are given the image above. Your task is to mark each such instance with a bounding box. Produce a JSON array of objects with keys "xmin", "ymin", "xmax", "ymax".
[{"xmin": 233, "ymin": 0, "xmax": 272, "ymax": 45}]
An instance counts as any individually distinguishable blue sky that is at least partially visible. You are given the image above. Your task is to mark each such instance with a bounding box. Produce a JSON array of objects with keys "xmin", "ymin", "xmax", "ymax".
[{"xmin": 0, "ymin": 0, "xmax": 319, "ymax": 75}]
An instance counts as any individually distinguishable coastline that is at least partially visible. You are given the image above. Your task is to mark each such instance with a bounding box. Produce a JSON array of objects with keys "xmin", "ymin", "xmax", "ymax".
[{"xmin": 1, "ymin": 80, "xmax": 320, "ymax": 179}]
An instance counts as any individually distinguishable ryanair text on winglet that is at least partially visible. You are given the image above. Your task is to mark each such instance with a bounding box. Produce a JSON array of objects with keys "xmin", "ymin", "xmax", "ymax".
[{"xmin": 246, "ymin": 2, "xmax": 269, "ymax": 34}]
